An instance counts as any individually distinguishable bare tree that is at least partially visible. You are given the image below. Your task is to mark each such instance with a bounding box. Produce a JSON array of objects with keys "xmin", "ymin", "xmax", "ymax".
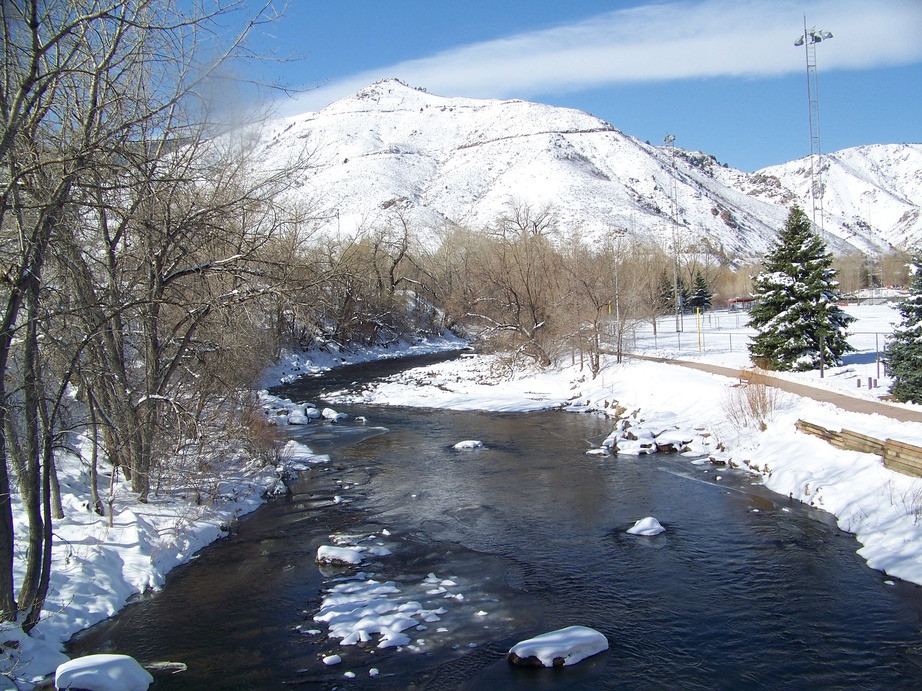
[
  {"xmin": 622, "ymin": 239, "xmax": 673, "ymax": 336},
  {"xmin": 69, "ymin": 129, "xmax": 309, "ymax": 503},
  {"xmin": 465, "ymin": 204, "xmax": 565, "ymax": 366},
  {"xmin": 414, "ymin": 223, "xmax": 483, "ymax": 335},
  {"xmin": 561, "ymin": 241, "xmax": 615, "ymax": 375},
  {"xmin": 880, "ymin": 248, "xmax": 910, "ymax": 289},
  {"xmin": 0, "ymin": 0, "xmax": 286, "ymax": 628}
]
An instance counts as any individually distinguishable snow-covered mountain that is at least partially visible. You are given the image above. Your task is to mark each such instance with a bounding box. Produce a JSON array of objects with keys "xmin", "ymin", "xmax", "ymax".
[
  {"xmin": 755, "ymin": 144, "xmax": 922, "ymax": 252},
  {"xmin": 260, "ymin": 79, "xmax": 920, "ymax": 259}
]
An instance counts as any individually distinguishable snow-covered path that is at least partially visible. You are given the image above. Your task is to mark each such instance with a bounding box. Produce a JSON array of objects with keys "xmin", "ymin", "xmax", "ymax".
[{"xmin": 628, "ymin": 354, "xmax": 922, "ymax": 422}]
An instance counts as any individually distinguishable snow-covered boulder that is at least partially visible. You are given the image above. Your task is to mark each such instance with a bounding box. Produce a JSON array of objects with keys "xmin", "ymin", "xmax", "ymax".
[
  {"xmin": 55, "ymin": 654, "xmax": 153, "ymax": 691},
  {"xmin": 271, "ymin": 411, "xmax": 290, "ymax": 426},
  {"xmin": 627, "ymin": 517, "xmax": 666, "ymax": 536},
  {"xmin": 452, "ymin": 440, "xmax": 484, "ymax": 450},
  {"xmin": 316, "ymin": 545, "xmax": 364, "ymax": 566},
  {"xmin": 321, "ymin": 407, "xmax": 350, "ymax": 423},
  {"xmin": 654, "ymin": 429, "xmax": 696, "ymax": 453},
  {"xmin": 508, "ymin": 626, "xmax": 609, "ymax": 667},
  {"xmin": 287, "ymin": 406, "xmax": 311, "ymax": 425},
  {"xmin": 601, "ymin": 416, "xmax": 710, "ymax": 457},
  {"xmin": 616, "ymin": 439, "xmax": 656, "ymax": 455}
]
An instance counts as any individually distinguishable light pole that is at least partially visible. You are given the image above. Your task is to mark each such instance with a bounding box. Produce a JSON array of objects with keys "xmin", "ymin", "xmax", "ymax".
[
  {"xmin": 861, "ymin": 190, "xmax": 878, "ymax": 289},
  {"xmin": 612, "ymin": 227, "xmax": 627, "ymax": 363},
  {"xmin": 794, "ymin": 19, "xmax": 833, "ymax": 235},
  {"xmin": 664, "ymin": 133, "xmax": 681, "ymax": 332}
]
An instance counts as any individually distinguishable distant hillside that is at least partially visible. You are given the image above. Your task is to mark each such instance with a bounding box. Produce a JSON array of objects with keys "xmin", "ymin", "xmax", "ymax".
[
  {"xmin": 258, "ymin": 79, "xmax": 920, "ymax": 259},
  {"xmin": 754, "ymin": 144, "xmax": 922, "ymax": 251}
]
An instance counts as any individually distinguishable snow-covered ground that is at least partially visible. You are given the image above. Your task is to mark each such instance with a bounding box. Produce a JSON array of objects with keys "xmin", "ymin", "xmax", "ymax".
[{"xmin": 5, "ymin": 304, "xmax": 921, "ymax": 688}]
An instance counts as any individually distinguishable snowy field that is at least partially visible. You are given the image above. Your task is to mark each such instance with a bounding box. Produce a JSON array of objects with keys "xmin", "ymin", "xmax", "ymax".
[
  {"xmin": 5, "ymin": 303, "xmax": 922, "ymax": 688},
  {"xmin": 626, "ymin": 302, "xmax": 898, "ymax": 401}
]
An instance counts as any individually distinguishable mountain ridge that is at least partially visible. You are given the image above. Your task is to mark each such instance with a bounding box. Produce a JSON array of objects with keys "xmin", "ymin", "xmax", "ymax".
[{"xmin": 261, "ymin": 79, "xmax": 921, "ymax": 258}]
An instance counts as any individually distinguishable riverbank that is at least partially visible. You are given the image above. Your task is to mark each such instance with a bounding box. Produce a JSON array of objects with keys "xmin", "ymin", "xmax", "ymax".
[
  {"xmin": 318, "ymin": 305, "xmax": 922, "ymax": 590},
  {"xmin": 329, "ymin": 346, "xmax": 922, "ymax": 582}
]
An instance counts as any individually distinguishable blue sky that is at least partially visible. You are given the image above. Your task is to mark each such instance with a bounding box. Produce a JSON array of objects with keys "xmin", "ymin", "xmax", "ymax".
[{"xmin": 244, "ymin": 0, "xmax": 922, "ymax": 172}]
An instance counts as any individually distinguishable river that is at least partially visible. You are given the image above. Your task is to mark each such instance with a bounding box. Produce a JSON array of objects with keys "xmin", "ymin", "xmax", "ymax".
[{"xmin": 69, "ymin": 353, "xmax": 922, "ymax": 689}]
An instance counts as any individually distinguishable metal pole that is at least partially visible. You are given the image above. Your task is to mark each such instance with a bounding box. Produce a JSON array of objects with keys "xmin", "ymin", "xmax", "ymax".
[
  {"xmin": 664, "ymin": 134, "xmax": 681, "ymax": 332},
  {"xmin": 876, "ymin": 332, "xmax": 881, "ymax": 380},
  {"xmin": 697, "ymin": 308, "xmax": 702, "ymax": 352},
  {"xmin": 795, "ymin": 19, "xmax": 833, "ymax": 237}
]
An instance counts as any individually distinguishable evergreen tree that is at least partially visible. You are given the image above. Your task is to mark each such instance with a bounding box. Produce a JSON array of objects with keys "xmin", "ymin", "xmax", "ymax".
[
  {"xmin": 748, "ymin": 206, "xmax": 854, "ymax": 371},
  {"xmin": 659, "ymin": 270, "xmax": 690, "ymax": 313},
  {"xmin": 688, "ymin": 270, "xmax": 712, "ymax": 311},
  {"xmin": 884, "ymin": 252, "xmax": 922, "ymax": 402},
  {"xmin": 657, "ymin": 270, "xmax": 675, "ymax": 313}
]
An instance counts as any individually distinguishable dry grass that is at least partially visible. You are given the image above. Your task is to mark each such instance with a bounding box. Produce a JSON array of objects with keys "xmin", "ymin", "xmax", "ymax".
[
  {"xmin": 231, "ymin": 393, "xmax": 284, "ymax": 466},
  {"xmin": 723, "ymin": 370, "xmax": 784, "ymax": 432},
  {"xmin": 888, "ymin": 479, "xmax": 922, "ymax": 525}
]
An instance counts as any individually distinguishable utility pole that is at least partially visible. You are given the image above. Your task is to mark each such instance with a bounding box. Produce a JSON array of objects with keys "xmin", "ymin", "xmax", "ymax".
[
  {"xmin": 794, "ymin": 19, "xmax": 833, "ymax": 235},
  {"xmin": 664, "ymin": 133, "xmax": 681, "ymax": 332}
]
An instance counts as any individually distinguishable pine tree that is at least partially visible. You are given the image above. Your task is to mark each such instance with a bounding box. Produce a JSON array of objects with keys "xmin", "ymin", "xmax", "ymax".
[
  {"xmin": 658, "ymin": 270, "xmax": 674, "ymax": 313},
  {"xmin": 658, "ymin": 271, "xmax": 690, "ymax": 313},
  {"xmin": 688, "ymin": 270, "xmax": 712, "ymax": 311},
  {"xmin": 748, "ymin": 206, "xmax": 854, "ymax": 371},
  {"xmin": 884, "ymin": 253, "xmax": 922, "ymax": 402}
]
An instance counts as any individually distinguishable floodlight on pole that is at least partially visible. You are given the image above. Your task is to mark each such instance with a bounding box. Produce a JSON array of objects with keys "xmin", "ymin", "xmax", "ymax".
[
  {"xmin": 795, "ymin": 18, "xmax": 833, "ymax": 236},
  {"xmin": 611, "ymin": 226, "xmax": 628, "ymax": 363},
  {"xmin": 664, "ymin": 133, "xmax": 681, "ymax": 332}
]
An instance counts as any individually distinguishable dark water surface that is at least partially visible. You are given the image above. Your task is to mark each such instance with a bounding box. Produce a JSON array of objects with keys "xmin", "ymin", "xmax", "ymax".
[{"xmin": 69, "ymin": 354, "xmax": 922, "ymax": 689}]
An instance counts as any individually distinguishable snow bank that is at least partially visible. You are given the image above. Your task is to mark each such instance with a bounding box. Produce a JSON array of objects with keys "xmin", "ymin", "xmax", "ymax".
[
  {"xmin": 259, "ymin": 336, "xmax": 466, "ymax": 388},
  {"xmin": 55, "ymin": 654, "xmax": 152, "ymax": 691}
]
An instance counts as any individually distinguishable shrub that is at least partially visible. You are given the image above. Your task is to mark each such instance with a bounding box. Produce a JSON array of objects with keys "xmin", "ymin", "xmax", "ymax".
[{"xmin": 722, "ymin": 371, "xmax": 784, "ymax": 432}]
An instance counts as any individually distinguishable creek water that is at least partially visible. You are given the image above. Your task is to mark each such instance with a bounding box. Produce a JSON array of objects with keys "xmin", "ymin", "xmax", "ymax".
[{"xmin": 69, "ymin": 354, "xmax": 922, "ymax": 689}]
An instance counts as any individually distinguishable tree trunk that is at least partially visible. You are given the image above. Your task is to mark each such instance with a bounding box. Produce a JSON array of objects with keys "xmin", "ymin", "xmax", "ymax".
[
  {"xmin": 87, "ymin": 400, "xmax": 104, "ymax": 516},
  {"xmin": 23, "ymin": 409, "xmax": 56, "ymax": 633},
  {"xmin": 0, "ymin": 289, "xmax": 25, "ymax": 621},
  {"xmin": 16, "ymin": 281, "xmax": 45, "ymax": 619}
]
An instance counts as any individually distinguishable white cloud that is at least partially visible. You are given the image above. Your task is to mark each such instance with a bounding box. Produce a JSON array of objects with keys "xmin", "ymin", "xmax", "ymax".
[{"xmin": 280, "ymin": 0, "xmax": 922, "ymax": 116}]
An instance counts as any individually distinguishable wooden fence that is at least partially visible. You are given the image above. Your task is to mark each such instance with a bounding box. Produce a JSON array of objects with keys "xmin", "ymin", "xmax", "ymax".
[{"xmin": 795, "ymin": 420, "xmax": 922, "ymax": 478}]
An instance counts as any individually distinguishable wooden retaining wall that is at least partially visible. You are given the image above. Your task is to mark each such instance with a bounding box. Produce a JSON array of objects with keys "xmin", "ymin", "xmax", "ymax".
[{"xmin": 795, "ymin": 420, "xmax": 922, "ymax": 478}]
